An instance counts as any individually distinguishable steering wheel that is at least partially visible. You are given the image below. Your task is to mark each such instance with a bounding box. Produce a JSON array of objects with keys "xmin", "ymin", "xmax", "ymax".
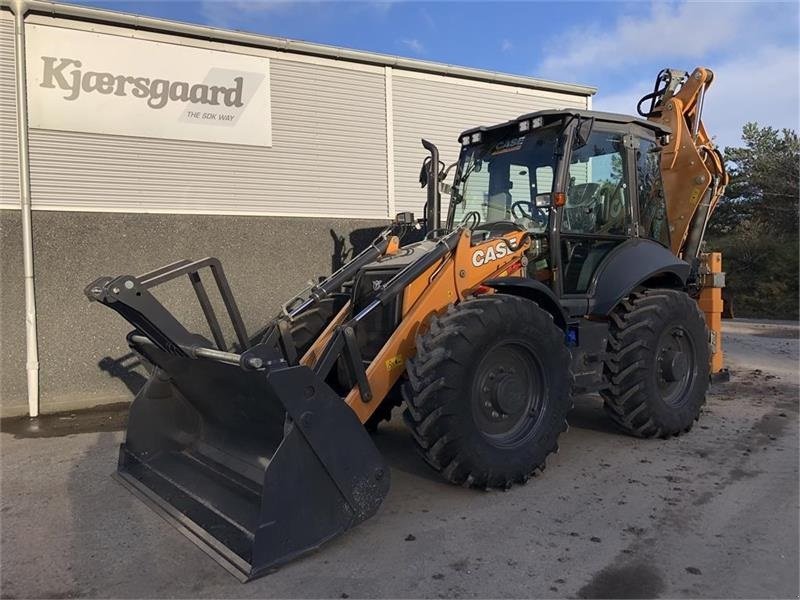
[
  {"xmin": 460, "ymin": 210, "xmax": 482, "ymax": 230},
  {"xmin": 511, "ymin": 201, "xmax": 548, "ymax": 227}
]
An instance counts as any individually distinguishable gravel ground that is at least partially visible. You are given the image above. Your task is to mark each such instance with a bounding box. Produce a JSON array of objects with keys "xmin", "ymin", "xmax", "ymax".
[{"xmin": 1, "ymin": 319, "xmax": 797, "ymax": 599}]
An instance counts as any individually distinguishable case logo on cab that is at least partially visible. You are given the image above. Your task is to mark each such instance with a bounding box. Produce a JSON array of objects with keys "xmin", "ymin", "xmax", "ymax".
[{"xmin": 472, "ymin": 239, "xmax": 515, "ymax": 267}]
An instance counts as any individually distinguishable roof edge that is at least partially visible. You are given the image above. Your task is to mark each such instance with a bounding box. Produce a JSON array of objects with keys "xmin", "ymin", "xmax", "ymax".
[
  {"xmin": 458, "ymin": 109, "xmax": 670, "ymax": 138},
  {"xmin": 1, "ymin": 0, "xmax": 597, "ymax": 97}
]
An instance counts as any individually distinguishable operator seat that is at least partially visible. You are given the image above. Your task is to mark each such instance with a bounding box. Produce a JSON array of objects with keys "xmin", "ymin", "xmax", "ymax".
[{"xmin": 564, "ymin": 183, "xmax": 601, "ymax": 231}]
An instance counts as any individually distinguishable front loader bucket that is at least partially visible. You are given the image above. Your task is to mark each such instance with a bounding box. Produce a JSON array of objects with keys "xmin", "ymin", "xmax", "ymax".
[
  {"xmin": 85, "ymin": 258, "xmax": 391, "ymax": 580},
  {"xmin": 118, "ymin": 339, "xmax": 390, "ymax": 581}
]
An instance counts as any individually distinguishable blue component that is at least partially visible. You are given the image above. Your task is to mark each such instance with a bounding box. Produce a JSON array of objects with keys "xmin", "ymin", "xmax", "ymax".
[{"xmin": 566, "ymin": 326, "xmax": 579, "ymax": 347}]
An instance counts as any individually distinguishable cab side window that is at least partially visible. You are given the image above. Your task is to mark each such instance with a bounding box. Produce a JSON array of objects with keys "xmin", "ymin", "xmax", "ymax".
[
  {"xmin": 636, "ymin": 139, "xmax": 670, "ymax": 247},
  {"xmin": 564, "ymin": 131, "xmax": 630, "ymax": 236}
]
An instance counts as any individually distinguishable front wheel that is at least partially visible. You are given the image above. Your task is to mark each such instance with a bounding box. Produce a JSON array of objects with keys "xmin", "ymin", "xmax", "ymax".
[
  {"xmin": 402, "ymin": 295, "xmax": 572, "ymax": 489},
  {"xmin": 602, "ymin": 289, "xmax": 710, "ymax": 437}
]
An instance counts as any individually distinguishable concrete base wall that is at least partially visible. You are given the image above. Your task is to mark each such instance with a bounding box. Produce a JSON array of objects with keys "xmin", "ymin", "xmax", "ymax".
[
  {"xmin": 0, "ymin": 209, "xmax": 388, "ymax": 416},
  {"xmin": 1, "ymin": 211, "xmax": 26, "ymax": 414}
]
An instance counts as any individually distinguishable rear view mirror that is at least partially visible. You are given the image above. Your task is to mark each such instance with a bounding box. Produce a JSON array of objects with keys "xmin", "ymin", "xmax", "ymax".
[
  {"xmin": 535, "ymin": 193, "xmax": 551, "ymax": 208},
  {"xmin": 418, "ymin": 161, "xmax": 429, "ymax": 188},
  {"xmin": 574, "ymin": 117, "xmax": 595, "ymax": 149}
]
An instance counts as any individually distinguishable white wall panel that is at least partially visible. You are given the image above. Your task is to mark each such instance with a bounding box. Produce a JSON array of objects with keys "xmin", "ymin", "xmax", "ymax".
[
  {"xmin": 0, "ymin": 12, "xmax": 18, "ymax": 209},
  {"xmin": 26, "ymin": 56, "xmax": 389, "ymax": 218}
]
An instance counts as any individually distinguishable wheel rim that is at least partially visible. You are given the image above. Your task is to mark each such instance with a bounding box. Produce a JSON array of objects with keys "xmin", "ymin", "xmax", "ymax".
[
  {"xmin": 470, "ymin": 340, "xmax": 546, "ymax": 448},
  {"xmin": 655, "ymin": 325, "xmax": 697, "ymax": 407}
]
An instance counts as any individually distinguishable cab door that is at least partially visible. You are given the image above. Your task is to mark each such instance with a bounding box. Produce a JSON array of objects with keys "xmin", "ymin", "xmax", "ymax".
[
  {"xmin": 558, "ymin": 127, "xmax": 636, "ymax": 304},
  {"xmin": 634, "ymin": 136, "xmax": 671, "ymax": 249}
]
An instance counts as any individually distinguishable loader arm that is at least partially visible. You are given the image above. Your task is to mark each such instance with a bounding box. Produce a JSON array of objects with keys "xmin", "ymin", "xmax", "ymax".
[
  {"xmin": 295, "ymin": 227, "xmax": 531, "ymax": 424},
  {"xmin": 642, "ymin": 67, "xmax": 729, "ymax": 259}
]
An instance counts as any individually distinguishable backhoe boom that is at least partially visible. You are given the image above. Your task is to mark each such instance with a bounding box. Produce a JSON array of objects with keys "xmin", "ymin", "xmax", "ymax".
[{"xmin": 641, "ymin": 67, "xmax": 729, "ymax": 259}]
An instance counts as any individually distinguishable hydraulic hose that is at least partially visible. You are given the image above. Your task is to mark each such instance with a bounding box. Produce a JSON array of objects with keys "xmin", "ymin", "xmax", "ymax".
[{"xmin": 285, "ymin": 229, "xmax": 392, "ymax": 318}]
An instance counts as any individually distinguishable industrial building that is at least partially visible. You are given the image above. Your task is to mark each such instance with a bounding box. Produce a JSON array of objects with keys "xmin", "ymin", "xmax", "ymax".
[{"xmin": 0, "ymin": 0, "xmax": 595, "ymax": 416}]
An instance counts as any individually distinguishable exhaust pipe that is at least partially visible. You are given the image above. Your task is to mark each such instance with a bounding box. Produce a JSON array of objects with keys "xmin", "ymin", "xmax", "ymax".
[{"xmin": 421, "ymin": 139, "xmax": 441, "ymax": 233}]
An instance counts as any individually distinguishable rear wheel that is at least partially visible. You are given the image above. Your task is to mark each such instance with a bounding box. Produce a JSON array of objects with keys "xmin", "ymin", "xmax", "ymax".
[
  {"xmin": 602, "ymin": 289, "xmax": 710, "ymax": 437},
  {"xmin": 402, "ymin": 295, "xmax": 571, "ymax": 489}
]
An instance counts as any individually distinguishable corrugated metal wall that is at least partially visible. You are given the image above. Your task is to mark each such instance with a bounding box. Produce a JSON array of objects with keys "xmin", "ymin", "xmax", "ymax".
[
  {"xmin": 391, "ymin": 74, "xmax": 588, "ymax": 216},
  {"xmin": 0, "ymin": 11, "xmax": 19, "ymax": 206},
  {"xmin": 24, "ymin": 54, "xmax": 389, "ymax": 218}
]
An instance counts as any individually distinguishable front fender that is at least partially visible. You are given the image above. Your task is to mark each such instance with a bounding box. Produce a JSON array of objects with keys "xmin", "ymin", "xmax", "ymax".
[{"xmin": 484, "ymin": 278, "xmax": 567, "ymax": 329}]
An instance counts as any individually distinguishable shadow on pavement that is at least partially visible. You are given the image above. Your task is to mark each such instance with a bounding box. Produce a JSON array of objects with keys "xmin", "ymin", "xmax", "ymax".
[
  {"xmin": 566, "ymin": 395, "xmax": 622, "ymax": 436},
  {"xmin": 370, "ymin": 417, "xmax": 442, "ymax": 484},
  {"xmin": 64, "ymin": 430, "xmax": 232, "ymax": 599}
]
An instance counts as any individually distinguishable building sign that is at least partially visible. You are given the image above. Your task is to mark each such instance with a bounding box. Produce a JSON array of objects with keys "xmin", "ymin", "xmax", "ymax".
[{"xmin": 25, "ymin": 25, "xmax": 271, "ymax": 147}]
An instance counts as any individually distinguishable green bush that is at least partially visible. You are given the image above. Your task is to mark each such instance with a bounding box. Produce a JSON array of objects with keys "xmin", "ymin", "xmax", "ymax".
[{"xmin": 709, "ymin": 226, "xmax": 799, "ymax": 320}]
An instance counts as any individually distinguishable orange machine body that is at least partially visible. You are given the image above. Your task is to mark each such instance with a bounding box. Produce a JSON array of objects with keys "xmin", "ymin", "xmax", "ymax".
[{"xmin": 302, "ymin": 229, "xmax": 529, "ymax": 424}]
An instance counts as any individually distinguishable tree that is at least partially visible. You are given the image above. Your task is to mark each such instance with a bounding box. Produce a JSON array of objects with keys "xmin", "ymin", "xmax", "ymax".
[{"xmin": 709, "ymin": 123, "xmax": 799, "ymax": 237}]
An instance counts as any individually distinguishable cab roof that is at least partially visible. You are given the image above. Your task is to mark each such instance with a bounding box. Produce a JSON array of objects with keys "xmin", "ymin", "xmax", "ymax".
[{"xmin": 458, "ymin": 108, "xmax": 670, "ymax": 139}]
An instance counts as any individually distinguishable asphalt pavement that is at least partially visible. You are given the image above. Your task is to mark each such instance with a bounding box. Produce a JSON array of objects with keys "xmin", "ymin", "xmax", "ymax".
[{"xmin": 1, "ymin": 319, "xmax": 797, "ymax": 599}]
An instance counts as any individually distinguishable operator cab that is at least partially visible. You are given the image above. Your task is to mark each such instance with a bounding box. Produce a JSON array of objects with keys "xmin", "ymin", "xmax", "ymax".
[{"xmin": 444, "ymin": 109, "xmax": 672, "ymax": 302}]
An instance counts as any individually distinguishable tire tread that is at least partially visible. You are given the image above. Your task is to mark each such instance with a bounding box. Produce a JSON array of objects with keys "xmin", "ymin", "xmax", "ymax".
[
  {"xmin": 403, "ymin": 295, "xmax": 571, "ymax": 489},
  {"xmin": 601, "ymin": 289, "xmax": 710, "ymax": 438}
]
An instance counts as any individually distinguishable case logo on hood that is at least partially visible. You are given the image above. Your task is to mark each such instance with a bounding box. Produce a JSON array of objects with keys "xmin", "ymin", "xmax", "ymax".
[{"xmin": 471, "ymin": 239, "xmax": 516, "ymax": 267}]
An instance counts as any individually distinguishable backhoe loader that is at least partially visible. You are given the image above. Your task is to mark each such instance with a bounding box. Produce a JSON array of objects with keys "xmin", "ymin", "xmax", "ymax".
[{"xmin": 85, "ymin": 67, "xmax": 728, "ymax": 580}]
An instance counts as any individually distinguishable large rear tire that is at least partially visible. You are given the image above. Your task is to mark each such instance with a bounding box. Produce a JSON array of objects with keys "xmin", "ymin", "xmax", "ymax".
[
  {"xmin": 602, "ymin": 289, "xmax": 710, "ymax": 437},
  {"xmin": 402, "ymin": 295, "xmax": 571, "ymax": 489}
]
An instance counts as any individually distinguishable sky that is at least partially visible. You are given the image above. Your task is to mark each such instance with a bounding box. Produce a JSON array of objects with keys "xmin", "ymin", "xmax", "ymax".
[{"xmin": 74, "ymin": 0, "xmax": 799, "ymax": 149}]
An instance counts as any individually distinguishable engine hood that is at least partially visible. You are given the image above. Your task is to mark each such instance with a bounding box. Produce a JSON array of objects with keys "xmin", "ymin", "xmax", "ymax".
[{"xmin": 361, "ymin": 238, "xmax": 442, "ymax": 271}]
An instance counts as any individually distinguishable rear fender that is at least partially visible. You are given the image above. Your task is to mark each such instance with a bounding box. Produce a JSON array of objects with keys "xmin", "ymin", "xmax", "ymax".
[{"xmin": 588, "ymin": 238, "xmax": 689, "ymax": 316}]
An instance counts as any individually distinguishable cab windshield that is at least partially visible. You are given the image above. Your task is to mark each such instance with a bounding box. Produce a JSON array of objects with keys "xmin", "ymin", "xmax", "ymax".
[{"xmin": 450, "ymin": 125, "xmax": 561, "ymax": 232}]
